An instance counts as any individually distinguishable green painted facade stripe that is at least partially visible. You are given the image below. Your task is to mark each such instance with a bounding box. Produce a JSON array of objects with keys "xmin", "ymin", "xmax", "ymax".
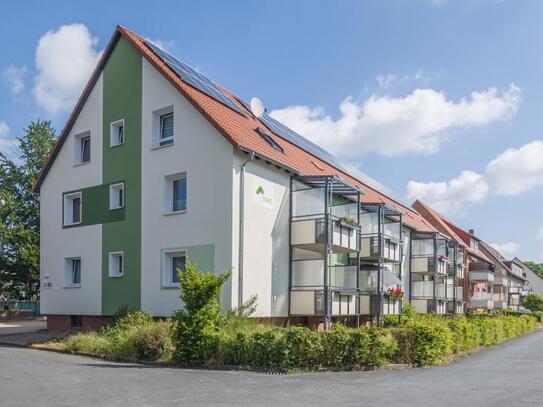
[
  {"xmin": 101, "ymin": 37, "xmax": 142, "ymax": 315},
  {"xmin": 62, "ymin": 184, "xmax": 125, "ymax": 228}
]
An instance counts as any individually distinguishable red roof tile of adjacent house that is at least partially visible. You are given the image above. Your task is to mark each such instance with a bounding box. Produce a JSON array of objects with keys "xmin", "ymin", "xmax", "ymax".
[
  {"xmin": 34, "ymin": 26, "xmax": 435, "ymax": 233},
  {"xmin": 412, "ymin": 200, "xmax": 493, "ymax": 263}
]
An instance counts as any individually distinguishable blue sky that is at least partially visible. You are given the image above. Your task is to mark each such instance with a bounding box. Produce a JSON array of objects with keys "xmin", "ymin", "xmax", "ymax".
[{"xmin": 1, "ymin": 0, "xmax": 542, "ymax": 260}]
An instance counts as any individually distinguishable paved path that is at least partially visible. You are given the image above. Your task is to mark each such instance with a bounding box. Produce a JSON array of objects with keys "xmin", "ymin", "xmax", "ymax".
[
  {"xmin": 0, "ymin": 319, "xmax": 46, "ymax": 336},
  {"xmin": 1, "ymin": 330, "xmax": 543, "ymax": 407}
]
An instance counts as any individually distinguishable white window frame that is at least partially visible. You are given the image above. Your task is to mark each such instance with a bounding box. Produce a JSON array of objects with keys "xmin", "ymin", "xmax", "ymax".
[
  {"xmin": 64, "ymin": 257, "xmax": 82, "ymax": 288},
  {"xmin": 109, "ymin": 182, "xmax": 125, "ymax": 210},
  {"xmin": 152, "ymin": 106, "xmax": 174, "ymax": 148},
  {"xmin": 73, "ymin": 131, "xmax": 91, "ymax": 165},
  {"xmin": 108, "ymin": 251, "xmax": 124, "ymax": 278},
  {"xmin": 110, "ymin": 119, "xmax": 125, "ymax": 147},
  {"xmin": 162, "ymin": 249, "xmax": 186, "ymax": 288},
  {"xmin": 63, "ymin": 192, "xmax": 82, "ymax": 226},
  {"xmin": 163, "ymin": 172, "xmax": 187, "ymax": 215}
]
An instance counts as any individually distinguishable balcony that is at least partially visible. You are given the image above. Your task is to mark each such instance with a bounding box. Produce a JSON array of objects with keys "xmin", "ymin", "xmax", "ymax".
[
  {"xmin": 469, "ymin": 271, "xmax": 495, "ymax": 283},
  {"xmin": 493, "ymin": 300, "xmax": 509, "ymax": 309},
  {"xmin": 470, "ymin": 293, "xmax": 494, "ymax": 309},
  {"xmin": 494, "ymin": 276, "xmax": 509, "ymax": 286},
  {"xmin": 411, "ymin": 256, "xmax": 448, "ymax": 275},
  {"xmin": 411, "ymin": 282, "xmax": 460, "ymax": 299},
  {"xmin": 291, "ymin": 218, "xmax": 359, "ymax": 253},
  {"xmin": 360, "ymin": 235, "xmax": 401, "ymax": 263}
]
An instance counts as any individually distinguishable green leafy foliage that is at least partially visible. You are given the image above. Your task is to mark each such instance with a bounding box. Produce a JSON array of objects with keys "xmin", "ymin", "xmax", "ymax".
[
  {"xmin": 523, "ymin": 293, "xmax": 543, "ymax": 312},
  {"xmin": 524, "ymin": 261, "xmax": 543, "ymax": 279},
  {"xmin": 64, "ymin": 311, "xmax": 173, "ymax": 361},
  {"xmin": 0, "ymin": 120, "xmax": 56, "ymax": 299},
  {"xmin": 171, "ymin": 262, "xmax": 231, "ymax": 363}
]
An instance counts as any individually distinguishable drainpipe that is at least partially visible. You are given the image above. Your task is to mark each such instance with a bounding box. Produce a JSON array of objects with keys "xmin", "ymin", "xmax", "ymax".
[{"xmin": 238, "ymin": 152, "xmax": 255, "ymax": 312}]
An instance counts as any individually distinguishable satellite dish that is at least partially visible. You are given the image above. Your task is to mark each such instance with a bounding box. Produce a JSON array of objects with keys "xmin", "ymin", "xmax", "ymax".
[{"xmin": 250, "ymin": 97, "xmax": 265, "ymax": 118}]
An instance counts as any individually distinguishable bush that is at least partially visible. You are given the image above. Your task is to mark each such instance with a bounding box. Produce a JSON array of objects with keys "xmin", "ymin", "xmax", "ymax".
[
  {"xmin": 532, "ymin": 311, "xmax": 543, "ymax": 322},
  {"xmin": 64, "ymin": 332, "xmax": 111, "ymax": 355},
  {"xmin": 133, "ymin": 320, "xmax": 174, "ymax": 361},
  {"xmin": 171, "ymin": 263, "xmax": 231, "ymax": 364},
  {"xmin": 523, "ymin": 293, "xmax": 543, "ymax": 312}
]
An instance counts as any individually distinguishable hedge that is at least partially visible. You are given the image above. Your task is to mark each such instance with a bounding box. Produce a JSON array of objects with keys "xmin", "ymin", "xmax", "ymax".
[{"xmin": 193, "ymin": 314, "xmax": 538, "ymax": 369}]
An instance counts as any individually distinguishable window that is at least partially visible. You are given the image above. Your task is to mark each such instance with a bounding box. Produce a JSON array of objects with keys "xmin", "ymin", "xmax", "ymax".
[
  {"xmin": 256, "ymin": 127, "xmax": 283, "ymax": 152},
  {"xmin": 160, "ymin": 113, "xmax": 174, "ymax": 146},
  {"xmin": 164, "ymin": 173, "xmax": 187, "ymax": 214},
  {"xmin": 109, "ymin": 183, "xmax": 124, "ymax": 210},
  {"xmin": 108, "ymin": 252, "xmax": 124, "ymax": 277},
  {"xmin": 110, "ymin": 119, "xmax": 125, "ymax": 146},
  {"xmin": 70, "ymin": 315, "xmax": 83, "ymax": 329},
  {"xmin": 63, "ymin": 192, "xmax": 82, "ymax": 226},
  {"xmin": 152, "ymin": 106, "xmax": 174, "ymax": 148},
  {"xmin": 162, "ymin": 250, "xmax": 186, "ymax": 287},
  {"xmin": 64, "ymin": 258, "xmax": 81, "ymax": 287},
  {"xmin": 74, "ymin": 132, "xmax": 91, "ymax": 164}
]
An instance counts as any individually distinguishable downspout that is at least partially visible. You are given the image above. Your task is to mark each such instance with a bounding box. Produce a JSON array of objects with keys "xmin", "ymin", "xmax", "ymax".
[{"xmin": 238, "ymin": 152, "xmax": 255, "ymax": 312}]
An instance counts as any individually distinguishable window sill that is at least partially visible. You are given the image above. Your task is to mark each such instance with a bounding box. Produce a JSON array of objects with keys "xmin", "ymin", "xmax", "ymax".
[
  {"xmin": 108, "ymin": 274, "xmax": 124, "ymax": 278},
  {"xmin": 109, "ymin": 206, "xmax": 124, "ymax": 211},
  {"xmin": 73, "ymin": 161, "xmax": 91, "ymax": 167},
  {"xmin": 63, "ymin": 221, "xmax": 82, "ymax": 227},
  {"xmin": 110, "ymin": 142, "xmax": 124, "ymax": 148},
  {"xmin": 161, "ymin": 284, "xmax": 180, "ymax": 289},
  {"xmin": 63, "ymin": 284, "xmax": 81, "ymax": 289},
  {"xmin": 151, "ymin": 142, "xmax": 174, "ymax": 151},
  {"xmin": 163, "ymin": 210, "xmax": 187, "ymax": 216}
]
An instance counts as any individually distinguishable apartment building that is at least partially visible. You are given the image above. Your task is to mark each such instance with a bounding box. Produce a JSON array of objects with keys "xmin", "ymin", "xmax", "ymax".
[{"xmin": 35, "ymin": 26, "xmax": 530, "ymax": 331}]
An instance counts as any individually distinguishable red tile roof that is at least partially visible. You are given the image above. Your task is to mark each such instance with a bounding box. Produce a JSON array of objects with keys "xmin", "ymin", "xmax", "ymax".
[
  {"xmin": 34, "ymin": 26, "xmax": 435, "ymax": 233},
  {"xmin": 412, "ymin": 200, "xmax": 492, "ymax": 263}
]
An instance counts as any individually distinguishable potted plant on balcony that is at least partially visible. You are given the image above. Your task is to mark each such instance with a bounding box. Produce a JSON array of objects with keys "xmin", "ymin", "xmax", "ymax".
[
  {"xmin": 338, "ymin": 216, "xmax": 357, "ymax": 226},
  {"xmin": 386, "ymin": 287, "xmax": 404, "ymax": 299}
]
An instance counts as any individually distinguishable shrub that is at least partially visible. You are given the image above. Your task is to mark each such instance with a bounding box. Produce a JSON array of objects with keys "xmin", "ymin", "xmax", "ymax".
[
  {"xmin": 532, "ymin": 311, "xmax": 543, "ymax": 323},
  {"xmin": 64, "ymin": 332, "xmax": 110, "ymax": 355},
  {"xmin": 523, "ymin": 293, "xmax": 543, "ymax": 312},
  {"xmin": 133, "ymin": 320, "xmax": 174, "ymax": 361},
  {"xmin": 402, "ymin": 318, "xmax": 452, "ymax": 366},
  {"xmin": 171, "ymin": 263, "xmax": 231, "ymax": 363}
]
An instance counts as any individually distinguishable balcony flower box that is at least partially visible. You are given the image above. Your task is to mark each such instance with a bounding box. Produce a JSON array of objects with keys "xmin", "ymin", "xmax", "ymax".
[{"xmin": 386, "ymin": 288, "xmax": 404, "ymax": 299}]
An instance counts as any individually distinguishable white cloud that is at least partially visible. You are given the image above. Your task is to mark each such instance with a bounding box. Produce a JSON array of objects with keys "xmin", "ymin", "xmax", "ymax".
[
  {"xmin": 33, "ymin": 24, "xmax": 101, "ymax": 115},
  {"xmin": 406, "ymin": 170, "xmax": 489, "ymax": 213},
  {"xmin": 0, "ymin": 121, "xmax": 18, "ymax": 159},
  {"xmin": 490, "ymin": 242, "xmax": 519, "ymax": 258},
  {"xmin": 406, "ymin": 140, "xmax": 543, "ymax": 212},
  {"xmin": 484, "ymin": 141, "xmax": 543, "ymax": 195},
  {"xmin": 2, "ymin": 65, "xmax": 26, "ymax": 95},
  {"xmin": 145, "ymin": 37, "xmax": 174, "ymax": 52},
  {"xmin": 270, "ymin": 84, "xmax": 520, "ymax": 158}
]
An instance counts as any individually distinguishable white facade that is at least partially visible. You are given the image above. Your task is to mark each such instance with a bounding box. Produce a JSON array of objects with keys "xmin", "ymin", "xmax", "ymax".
[
  {"xmin": 140, "ymin": 59, "xmax": 234, "ymax": 316},
  {"xmin": 40, "ymin": 74, "xmax": 104, "ymax": 315}
]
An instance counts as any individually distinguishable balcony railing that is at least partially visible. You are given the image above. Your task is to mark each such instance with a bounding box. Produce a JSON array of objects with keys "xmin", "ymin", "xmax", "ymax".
[
  {"xmin": 291, "ymin": 217, "xmax": 360, "ymax": 253},
  {"xmin": 329, "ymin": 265, "xmax": 358, "ymax": 290},
  {"xmin": 360, "ymin": 235, "xmax": 401, "ymax": 263},
  {"xmin": 411, "ymin": 256, "xmax": 448, "ymax": 275},
  {"xmin": 469, "ymin": 271, "xmax": 495, "ymax": 283},
  {"xmin": 411, "ymin": 282, "xmax": 461, "ymax": 299},
  {"xmin": 494, "ymin": 276, "xmax": 509, "ymax": 286},
  {"xmin": 470, "ymin": 292, "xmax": 494, "ymax": 309}
]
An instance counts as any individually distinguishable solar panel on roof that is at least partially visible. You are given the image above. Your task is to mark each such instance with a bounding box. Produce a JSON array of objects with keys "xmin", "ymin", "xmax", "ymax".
[
  {"xmin": 259, "ymin": 113, "xmax": 348, "ymax": 172},
  {"xmin": 145, "ymin": 40, "xmax": 247, "ymax": 116}
]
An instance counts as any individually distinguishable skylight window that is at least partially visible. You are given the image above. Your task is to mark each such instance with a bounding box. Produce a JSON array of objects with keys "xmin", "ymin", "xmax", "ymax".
[{"xmin": 256, "ymin": 128, "xmax": 283, "ymax": 153}]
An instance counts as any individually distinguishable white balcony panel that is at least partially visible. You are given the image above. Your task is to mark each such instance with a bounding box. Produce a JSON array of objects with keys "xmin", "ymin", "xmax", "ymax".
[
  {"xmin": 412, "ymin": 257, "xmax": 429, "ymax": 273},
  {"xmin": 290, "ymin": 291, "xmax": 316, "ymax": 315},
  {"xmin": 292, "ymin": 260, "xmax": 324, "ymax": 287},
  {"xmin": 469, "ymin": 271, "xmax": 495, "ymax": 282},
  {"xmin": 412, "ymin": 281, "xmax": 434, "ymax": 297}
]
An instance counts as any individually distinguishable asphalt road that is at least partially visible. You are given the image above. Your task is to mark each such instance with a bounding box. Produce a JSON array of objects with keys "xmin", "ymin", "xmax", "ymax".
[{"xmin": 1, "ymin": 330, "xmax": 543, "ymax": 407}]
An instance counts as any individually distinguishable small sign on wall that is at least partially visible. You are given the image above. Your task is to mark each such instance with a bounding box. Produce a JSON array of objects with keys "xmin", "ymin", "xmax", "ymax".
[
  {"xmin": 42, "ymin": 275, "xmax": 52, "ymax": 289},
  {"xmin": 252, "ymin": 178, "xmax": 274, "ymax": 210}
]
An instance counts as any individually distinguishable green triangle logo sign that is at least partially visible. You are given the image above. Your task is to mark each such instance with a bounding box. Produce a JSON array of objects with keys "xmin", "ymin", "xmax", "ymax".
[{"xmin": 256, "ymin": 185, "xmax": 265, "ymax": 195}]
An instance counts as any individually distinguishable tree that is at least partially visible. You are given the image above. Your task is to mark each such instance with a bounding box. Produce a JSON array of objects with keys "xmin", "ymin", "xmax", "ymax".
[
  {"xmin": 0, "ymin": 120, "xmax": 56, "ymax": 300},
  {"xmin": 171, "ymin": 263, "xmax": 231, "ymax": 363},
  {"xmin": 523, "ymin": 293, "xmax": 543, "ymax": 312},
  {"xmin": 524, "ymin": 261, "xmax": 543, "ymax": 280}
]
